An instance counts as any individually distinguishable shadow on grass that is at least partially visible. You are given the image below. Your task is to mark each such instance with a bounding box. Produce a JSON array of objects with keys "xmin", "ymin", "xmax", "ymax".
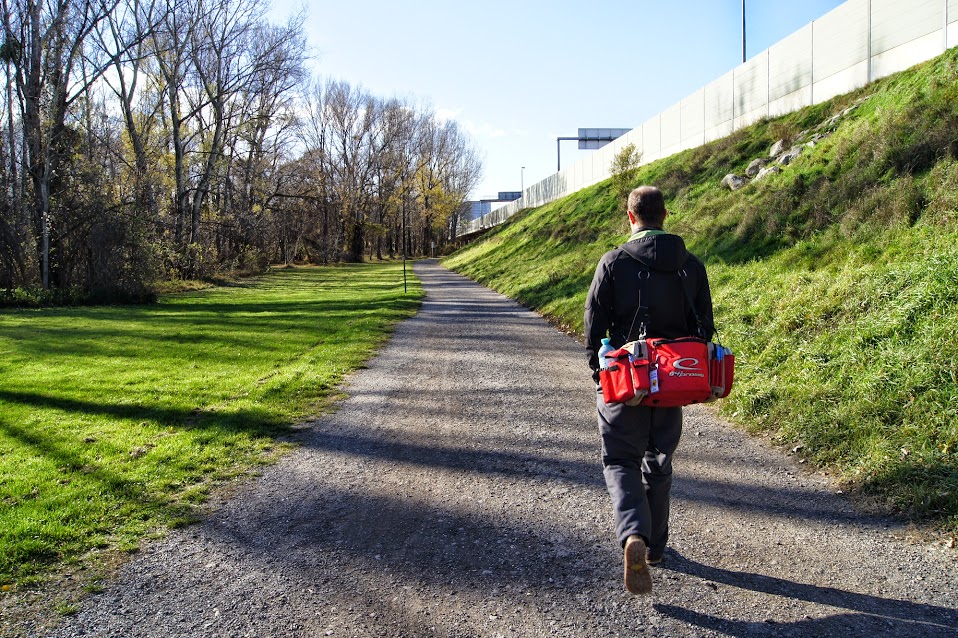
[
  {"xmin": 4, "ymin": 293, "xmax": 421, "ymax": 367},
  {"xmin": 856, "ymin": 461, "xmax": 958, "ymax": 526},
  {"xmin": 511, "ymin": 272, "xmax": 593, "ymax": 310},
  {"xmin": 0, "ymin": 390, "xmax": 288, "ymax": 436},
  {"xmin": 0, "ymin": 413, "xmax": 201, "ymax": 578}
]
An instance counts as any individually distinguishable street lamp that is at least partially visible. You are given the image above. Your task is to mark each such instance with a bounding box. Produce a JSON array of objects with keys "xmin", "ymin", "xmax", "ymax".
[
  {"xmin": 521, "ymin": 166, "xmax": 525, "ymax": 194},
  {"xmin": 742, "ymin": 0, "xmax": 746, "ymax": 63}
]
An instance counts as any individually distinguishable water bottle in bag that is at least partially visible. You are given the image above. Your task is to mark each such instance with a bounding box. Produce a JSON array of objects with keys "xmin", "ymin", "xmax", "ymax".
[{"xmin": 598, "ymin": 338, "xmax": 614, "ymax": 369}]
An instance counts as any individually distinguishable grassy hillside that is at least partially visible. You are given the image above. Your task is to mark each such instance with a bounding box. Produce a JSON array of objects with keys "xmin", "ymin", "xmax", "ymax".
[{"xmin": 446, "ymin": 48, "xmax": 958, "ymax": 533}]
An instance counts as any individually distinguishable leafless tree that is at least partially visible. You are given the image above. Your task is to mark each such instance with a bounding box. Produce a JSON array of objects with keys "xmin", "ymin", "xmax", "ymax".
[
  {"xmin": 294, "ymin": 81, "xmax": 482, "ymax": 264},
  {"xmin": 414, "ymin": 116, "xmax": 481, "ymax": 255},
  {"xmin": 95, "ymin": 0, "xmax": 165, "ymax": 221},
  {"xmin": 219, "ymin": 16, "xmax": 306, "ymax": 268},
  {"xmin": 5, "ymin": 0, "xmax": 121, "ymax": 288}
]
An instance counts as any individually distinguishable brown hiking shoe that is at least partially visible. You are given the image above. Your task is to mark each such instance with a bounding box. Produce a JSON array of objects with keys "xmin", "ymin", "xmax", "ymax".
[
  {"xmin": 647, "ymin": 548, "xmax": 663, "ymax": 566},
  {"xmin": 624, "ymin": 535, "xmax": 653, "ymax": 595}
]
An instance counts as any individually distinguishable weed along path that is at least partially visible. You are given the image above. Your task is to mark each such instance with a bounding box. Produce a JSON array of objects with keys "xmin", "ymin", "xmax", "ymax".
[{"xmin": 31, "ymin": 260, "xmax": 958, "ymax": 637}]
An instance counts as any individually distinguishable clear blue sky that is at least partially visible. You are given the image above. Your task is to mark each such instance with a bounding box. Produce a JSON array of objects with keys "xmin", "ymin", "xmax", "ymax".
[{"xmin": 268, "ymin": 0, "xmax": 847, "ymax": 199}]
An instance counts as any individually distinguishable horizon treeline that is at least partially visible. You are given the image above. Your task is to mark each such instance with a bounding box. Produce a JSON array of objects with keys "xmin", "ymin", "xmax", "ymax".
[{"xmin": 0, "ymin": 0, "xmax": 482, "ymax": 300}]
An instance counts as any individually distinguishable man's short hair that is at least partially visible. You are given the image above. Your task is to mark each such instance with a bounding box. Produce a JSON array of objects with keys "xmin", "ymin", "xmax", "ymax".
[{"xmin": 627, "ymin": 186, "xmax": 666, "ymax": 227}]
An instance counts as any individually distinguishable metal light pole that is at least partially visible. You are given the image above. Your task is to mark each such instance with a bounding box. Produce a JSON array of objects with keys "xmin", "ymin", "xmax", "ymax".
[
  {"xmin": 556, "ymin": 136, "xmax": 578, "ymax": 171},
  {"xmin": 401, "ymin": 172, "xmax": 407, "ymax": 293},
  {"xmin": 521, "ymin": 166, "xmax": 525, "ymax": 194},
  {"xmin": 742, "ymin": 0, "xmax": 747, "ymax": 63}
]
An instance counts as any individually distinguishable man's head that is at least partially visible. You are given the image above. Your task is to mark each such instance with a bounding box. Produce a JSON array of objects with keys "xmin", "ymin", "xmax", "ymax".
[{"xmin": 627, "ymin": 186, "xmax": 667, "ymax": 230}]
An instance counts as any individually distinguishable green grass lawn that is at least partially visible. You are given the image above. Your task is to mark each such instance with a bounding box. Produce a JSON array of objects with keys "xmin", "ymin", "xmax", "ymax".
[{"xmin": 0, "ymin": 263, "xmax": 422, "ymax": 586}]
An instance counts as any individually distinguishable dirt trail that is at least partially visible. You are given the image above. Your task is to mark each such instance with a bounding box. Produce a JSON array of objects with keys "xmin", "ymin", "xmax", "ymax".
[{"xmin": 17, "ymin": 260, "xmax": 958, "ymax": 637}]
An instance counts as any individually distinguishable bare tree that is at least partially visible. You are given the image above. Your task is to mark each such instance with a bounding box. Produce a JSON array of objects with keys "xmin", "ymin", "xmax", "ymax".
[
  {"xmin": 299, "ymin": 79, "xmax": 341, "ymax": 264},
  {"xmin": 4, "ymin": 0, "xmax": 121, "ymax": 288},
  {"xmin": 414, "ymin": 117, "xmax": 481, "ymax": 255},
  {"xmin": 0, "ymin": 4, "xmax": 27, "ymax": 286},
  {"xmin": 221, "ymin": 16, "xmax": 306, "ymax": 266},
  {"xmin": 95, "ymin": 0, "xmax": 166, "ymax": 222},
  {"xmin": 369, "ymin": 99, "xmax": 417, "ymax": 260},
  {"xmin": 293, "ymin": 81, "xmax": 483, "ymax": 263},
  {"xmin": 310, "ymin": 79, "xmax": 382, "ymax": 262}
]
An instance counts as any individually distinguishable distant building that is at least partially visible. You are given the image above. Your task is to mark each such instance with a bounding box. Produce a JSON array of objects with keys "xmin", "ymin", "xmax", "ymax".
[
  {"xmin": 468, "ymin": 200, "xmax": 493, "ymax": 220},
  {"xmin": 466, "ymin": 192, "xmax": 522, "ymax": 221}
]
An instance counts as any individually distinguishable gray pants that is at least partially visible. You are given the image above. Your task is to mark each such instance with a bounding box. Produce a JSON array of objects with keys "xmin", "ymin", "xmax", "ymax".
[{"xmin": 597, "ymin": 389, "xmax": 683, "ymax": 553}]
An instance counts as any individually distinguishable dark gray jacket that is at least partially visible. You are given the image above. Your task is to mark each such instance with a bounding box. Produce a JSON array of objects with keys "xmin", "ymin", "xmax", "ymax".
[{"xmin": 584, "ymin": 231, "xmax": 714, "ymax": 373}]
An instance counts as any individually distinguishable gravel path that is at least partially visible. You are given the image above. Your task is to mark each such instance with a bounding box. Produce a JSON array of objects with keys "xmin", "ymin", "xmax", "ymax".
[{"xmin": 17, "ymin": 259, "xmax": 958, "ymax": 637}]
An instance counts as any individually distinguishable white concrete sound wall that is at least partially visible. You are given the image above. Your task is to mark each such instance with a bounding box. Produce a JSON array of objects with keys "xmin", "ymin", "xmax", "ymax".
[
  {"xmin": 768, "ymin": 25, "xmax": 813, "ymax": 118},
  {"xmin": 461, "ymin": 0, "xmax": 958, "ymax": 237}
]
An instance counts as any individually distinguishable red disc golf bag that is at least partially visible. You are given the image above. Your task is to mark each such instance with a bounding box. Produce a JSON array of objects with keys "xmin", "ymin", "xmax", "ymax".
[
  {"xmin": 599, "ymin": 347, "xmax": 650, "ymax": 405},
  {"xmin": 709, "ymin": 343, "xmax": 735, "ymax": 399},
  {"xmin": 639, "ymin": 337, "xmax": 713, "ymax": 407}
]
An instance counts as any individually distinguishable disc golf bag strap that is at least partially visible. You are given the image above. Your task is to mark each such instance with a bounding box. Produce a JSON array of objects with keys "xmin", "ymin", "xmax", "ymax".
[
  {"xmin": 600, "ymin": 264, "xmax": 650, "ymax": 405},
  {"xmin": 676, "ymin": 269, "xmax": 735, "ymax": 399},
  {"xmin": 676, "ymin": 269, "xmax": 708, "ymax": 339},
  {"xmin": 625, "ymin": 269, "xmax": 652, "ymax": 341},
  {"xmin": 626, "ymin": 264, "xmax": 707, "ymax": 340}
]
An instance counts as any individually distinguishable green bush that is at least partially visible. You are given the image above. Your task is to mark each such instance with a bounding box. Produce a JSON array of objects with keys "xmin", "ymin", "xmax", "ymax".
[{"xmin": 0, "ymin": 285, "xmax": 157, "ymax": 308}]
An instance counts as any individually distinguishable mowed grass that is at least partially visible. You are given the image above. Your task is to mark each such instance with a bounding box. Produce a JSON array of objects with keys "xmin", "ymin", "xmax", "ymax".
[{"xmin": 0, "ymin": 263, "xmax": 423, "ymax": 585}]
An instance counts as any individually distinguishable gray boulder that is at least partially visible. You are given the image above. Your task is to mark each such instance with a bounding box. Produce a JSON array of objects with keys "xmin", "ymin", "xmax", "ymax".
[
  {"xmin": 769, "ymin": 139, "xmax": 787, "ymax": 157},
  {"xmin": 824, "ymin": 107, "xmax": 856, "ymax": 129},
  {"xmin": 776, "ymin": 146, "xmax": 803, "ymax": 166},
  {"xmin": 721, "ymin": 174, "xmax": 747, "ymax": 191},
  {"xmin": 806, "ymin": 133, "xmax": 827, "ymax": 148},
  {"xmin": 753, "ymin": 165, "xmax": 782, "ymax": 182},
  {"xmin": 746, "ymin": 157, "xmax": 772, "ymax": 177}
]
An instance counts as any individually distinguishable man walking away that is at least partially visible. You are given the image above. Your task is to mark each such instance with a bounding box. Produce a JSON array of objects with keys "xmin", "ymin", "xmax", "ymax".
[{"xmin": 584, "ymin": 186, "xmax": 715, "ymax": 595}]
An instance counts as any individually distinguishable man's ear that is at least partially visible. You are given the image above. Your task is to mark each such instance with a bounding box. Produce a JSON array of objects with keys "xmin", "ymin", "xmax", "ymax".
[{"xmin": 627, "ymin": 210, "xmax": 636, "ymax": 225}]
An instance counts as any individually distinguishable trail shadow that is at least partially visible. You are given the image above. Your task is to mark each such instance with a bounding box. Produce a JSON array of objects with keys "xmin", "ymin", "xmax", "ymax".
[
  {"xmin": 655, "ymin": 605, "xmax": 956, "ymax": 638},
  {"xmin": 205, "ymin": 483, "xmax": 610, "ymax": 597},
  {"xmin": 673, "ymin": 474, "xmax": 890, "ymax": 527},
  {"xmin": 51, "ymin": 477, "xmax": 612, "ymax": 636},
  {"xmin": 294, "ymin": 418, "xmax": 892, "ymax": 529},
  {"xmin": 658, "ymin": 552, "xmax": 958, "ymax": 635},
  {"xmin": 298, "ymin": 428, "xmax": 604, "ymax": 489}
]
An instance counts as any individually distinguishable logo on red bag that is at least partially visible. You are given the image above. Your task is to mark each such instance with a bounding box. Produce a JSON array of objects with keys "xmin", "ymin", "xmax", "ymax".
[{"xmin": 670, "ymin": 357, "xmax": 705, "ymax": 378}]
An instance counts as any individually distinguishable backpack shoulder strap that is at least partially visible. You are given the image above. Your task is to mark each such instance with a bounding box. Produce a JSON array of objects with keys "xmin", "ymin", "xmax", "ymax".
[
  {"xmin": 677, "ymin": 269, "xmax": 707, "ymax": 339},
  {"xmin": 622, "ymin": 253, "xmax": 650, "ymax": 341},
  {"xmin": 619, "ymin": 247, "xmax": 707, "ymax": 340}
]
